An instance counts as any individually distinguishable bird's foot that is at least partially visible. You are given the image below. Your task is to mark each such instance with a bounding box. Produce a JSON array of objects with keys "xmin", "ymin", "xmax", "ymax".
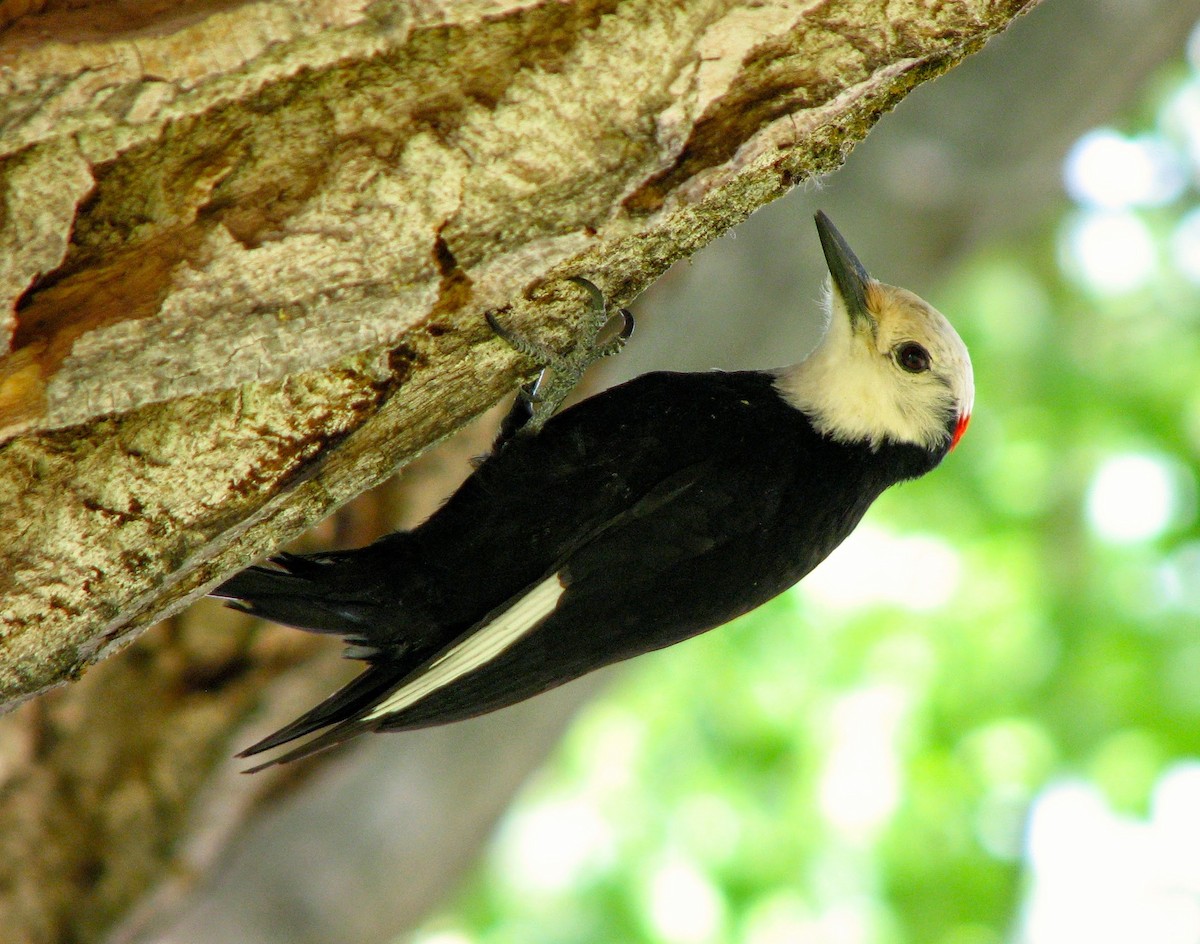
[{"xmin": 488, "ymin": 277, "xmax": 634, "ymax": 442}]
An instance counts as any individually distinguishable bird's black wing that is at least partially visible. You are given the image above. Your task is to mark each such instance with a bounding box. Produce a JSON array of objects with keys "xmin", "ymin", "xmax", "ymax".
[{"xmin": 405, "ymin": 372, "xmax": 783, "ymax": 629}]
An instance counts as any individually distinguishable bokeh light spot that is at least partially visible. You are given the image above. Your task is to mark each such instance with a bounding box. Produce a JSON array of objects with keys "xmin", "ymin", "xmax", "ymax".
[
  {"xmin": 1086, "ymin": 453, "xmax": 1195, "ymax": 544},
  {"xmin": 818, "ymin": 685, "xmax": 907, "ymax": 838},
  {"xmin": 1060, "ymin": 210, "xmax": 1156, "ymax": 294},
  {"xmin": 1063, "ymin": 129, "xmax": 1185, "ymax": 210},
  {"xmin": 493, "ymin": 794, "xmax": 614, "ymax": 894},
  {"xmin": 644, "ymin": 859, "xmax": 726, "ymax": 944},
  {"xmin": 804, "ymin": 526, "xmax": 961, "ymax": 613},
  {"xmin": 1021, "ymin": 767, "xmax": 1200, "ymax": 944}
]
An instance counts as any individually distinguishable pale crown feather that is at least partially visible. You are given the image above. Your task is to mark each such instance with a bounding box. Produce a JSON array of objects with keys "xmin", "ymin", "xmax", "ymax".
[{"xmin": 775, "ymin": 280, "xmax": 974, "ymax": 451}]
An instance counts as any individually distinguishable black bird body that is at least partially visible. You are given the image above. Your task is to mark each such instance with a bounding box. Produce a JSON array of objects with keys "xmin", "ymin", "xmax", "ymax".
[
  {"xmin": 402, "ymin": 371, "xmax": 943, "ymax": 721},
  {"xmin": 214, "ymin": 213, "xmax": 974, "ymax": 768}
]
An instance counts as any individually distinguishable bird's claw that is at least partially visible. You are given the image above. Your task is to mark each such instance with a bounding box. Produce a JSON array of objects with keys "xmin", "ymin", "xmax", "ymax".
[
  {"xmin": 489, "ymin": 278, "xmax": 635, "ymax": 444},
  {"xmin": 485, "ymin": 311, "xmax": 550, "ymax": 362}
]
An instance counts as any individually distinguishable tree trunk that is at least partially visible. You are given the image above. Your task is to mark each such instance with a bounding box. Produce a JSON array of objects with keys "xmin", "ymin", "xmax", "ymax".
[{"xmin": 0, "ymin": 1, "xmax": 1037, "ymax": 942}]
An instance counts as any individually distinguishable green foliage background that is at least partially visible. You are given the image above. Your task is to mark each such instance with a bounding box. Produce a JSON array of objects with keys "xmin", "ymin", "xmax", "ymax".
[{"xmin": 411, "ymin": 48, "xmax": 1200, "ymax": 944}]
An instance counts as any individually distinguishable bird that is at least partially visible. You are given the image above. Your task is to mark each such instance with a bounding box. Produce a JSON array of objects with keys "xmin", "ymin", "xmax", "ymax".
[{"xmin": 212, "ymin": 211, "xmax": 974, "ymax": 771}]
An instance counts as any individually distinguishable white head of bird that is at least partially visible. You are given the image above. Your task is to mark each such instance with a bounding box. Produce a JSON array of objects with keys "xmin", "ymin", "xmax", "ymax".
[{"xmin": 777, "ymin": 212, "xmax": 974, "ymax": 453}]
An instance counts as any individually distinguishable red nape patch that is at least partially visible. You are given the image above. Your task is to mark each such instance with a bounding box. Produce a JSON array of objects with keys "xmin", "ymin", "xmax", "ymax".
[{"xmin": 950, "ymin": 413, "xmax": 971, "ymax": 451}]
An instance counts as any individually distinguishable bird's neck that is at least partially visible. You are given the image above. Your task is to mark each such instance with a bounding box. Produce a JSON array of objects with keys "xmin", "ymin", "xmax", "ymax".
[
  {"xmin": 774, "ymin": 342, "xmax": 888, "ymax": 448},
  {"xmin": 773, "ymin": 341, "xmax": 950, "ymax": 483},
  {"xmin": 774, "ymin": 323, "xmax": 952, "ymax": 454}
]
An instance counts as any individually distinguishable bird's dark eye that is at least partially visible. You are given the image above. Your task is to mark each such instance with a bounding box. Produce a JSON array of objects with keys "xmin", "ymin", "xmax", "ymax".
[{"xmin": 896, "ymin": 343, "xmax": 931, "ymax": 374}]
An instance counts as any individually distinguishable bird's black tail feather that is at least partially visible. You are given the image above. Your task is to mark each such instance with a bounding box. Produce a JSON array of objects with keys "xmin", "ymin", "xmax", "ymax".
[
  {"xmin": 237, "ymin": 661, "xmax": 412, "ymax": 771},
  {"xmin": 241, "ymin": 720, "xmax": 375, "ymax": 773},
  {"xmin": 212, "ymin": 554, "xmax": 378, "ymax": 636}
]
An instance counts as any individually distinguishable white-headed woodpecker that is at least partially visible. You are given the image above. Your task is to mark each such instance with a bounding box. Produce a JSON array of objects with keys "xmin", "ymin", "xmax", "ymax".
[{"xmin": 213, "ymin": 212, "xmax": 974, "ymax": 770}]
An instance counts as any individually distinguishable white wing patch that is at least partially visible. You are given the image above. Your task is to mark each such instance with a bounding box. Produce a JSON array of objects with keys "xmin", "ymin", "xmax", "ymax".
[{"xmin": 363, "ymin": 574, "xmax": 566, "ymax": 721}]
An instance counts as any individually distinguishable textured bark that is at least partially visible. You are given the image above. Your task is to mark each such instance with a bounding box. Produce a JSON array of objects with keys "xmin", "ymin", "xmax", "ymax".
[{"xmin": 0, "ymin": 1, "xmax": 1039, "ymax": 941}]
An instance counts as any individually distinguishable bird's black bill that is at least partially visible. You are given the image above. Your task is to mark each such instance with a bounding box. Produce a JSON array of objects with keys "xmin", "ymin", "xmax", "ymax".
[{"xmin": 814, "ymin": 211, "xmax": 873, "ymax": 324}]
